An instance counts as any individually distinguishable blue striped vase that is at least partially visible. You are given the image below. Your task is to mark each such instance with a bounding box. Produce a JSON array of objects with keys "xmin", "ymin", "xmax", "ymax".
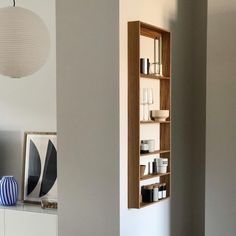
[{"xmin": 0, "ymin": 176, "xmax": 18, "ymax": 206}]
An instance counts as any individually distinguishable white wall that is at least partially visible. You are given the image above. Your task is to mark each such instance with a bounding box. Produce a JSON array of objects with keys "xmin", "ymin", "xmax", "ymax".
[
  {"xmin": 56, "ymin": 0, "xmax": 207, "ymax": 235},
  {"xmin": 56, "ymin": 0, "xmax": 120, "ymax": 235},
  {"xmin": 120, "ymin": 1, "xmax": 196, "ymax": 235},
  {"xmin": 0, "ymin": 0, "xmax": 56, "ymax": 197},
  {"xmin": 206, "ymin": 0, "xmax": 236, "ymax": 235}
]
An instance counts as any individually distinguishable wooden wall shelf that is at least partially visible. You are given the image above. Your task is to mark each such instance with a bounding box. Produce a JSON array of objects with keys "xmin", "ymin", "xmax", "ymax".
[
  {"xmin": 140, "ymin": 120, "xmax": 171, "ymax": 124},
  {"xmin": 140, "ymin": 74, "xmax": 170, "ymax": 80},
  {"xmin": 140, "ymin": 172, "xmax": 171, "ymax": 181},
  {"xmin": 140, "ymin": 150, "xmax": 170, "ymax": 157},
  {"xmin": 128, "ymin": 21, "xmax": 171, "ymax": 209}
]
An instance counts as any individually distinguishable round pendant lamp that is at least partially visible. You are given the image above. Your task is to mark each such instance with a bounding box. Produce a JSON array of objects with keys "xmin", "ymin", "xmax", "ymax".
[{"xmin": 0, "ymin": 0, "xmax": 50, "ymax": 78}]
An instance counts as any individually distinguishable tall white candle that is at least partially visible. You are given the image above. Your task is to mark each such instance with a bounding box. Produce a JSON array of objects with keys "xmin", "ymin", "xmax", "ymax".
[{"xmin": 159, "ymin": 35, "xmax": 163, "ymax": 76}]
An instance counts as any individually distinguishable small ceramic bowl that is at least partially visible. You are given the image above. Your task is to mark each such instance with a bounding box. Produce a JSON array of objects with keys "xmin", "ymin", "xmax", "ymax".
[{"xmin": 151, "ymin": 110, "xmax": 169, "ymax": 121}]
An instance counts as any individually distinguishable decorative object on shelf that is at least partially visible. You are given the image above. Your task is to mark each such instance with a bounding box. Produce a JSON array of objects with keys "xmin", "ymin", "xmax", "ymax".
[
  {"xmin": 155, "ymin": 158, "xmax": 168, "ymax": 174},
  {"xmin": 0, "ymin": 176, "xmax": 18, "ymax": 206},
  {"xmin": 0, "ymin": 0, "xmax": 50, "ymax": 78},
  {"xmin": 140, "ymin": 58, "xmax": 150, "ymax": 74},
  {"xmin": 141, "ymin": 88, "xmax": 154, "ymax": 121},
  {"xmin": 157, "ymin": 36, "xmax": 163, "ymax": 76},
  {"xmin": 163, "ymin": 183, "xmax": 167, "ymax": 198},
  {"xmin": 140, "ymin": 165, "xmax": 146, "ymax": 178},
  {"xmin": 147, "ymin": 139, "xmax": 155, "ymax": 152},
  {"xmin": 151, "ymin": 110, "xmax": 170, "ymax": 122},
  {"xmin": 158, "ymin": 184, "xmax": 163, "ymax": 200},
  {"xmin": 153, "ymin": 184, "xmax": 159, "ymax": 202},
  {"xmin": 141, "ymin": 88, "xmax": 148, "ymax": 121},
  {"xmin": 149, "ymin": 62, "xmax": 159, "ymax": 75},
  {"xmin": 152, "ymin": 161, "xmax": 157, "ymax": 174},
  {"xmin": 149, "ymin": 36, "xmax": 163, "ymax": 76},
  {"xmin": 141, "ymin": 185, "xmax": 153, "ymax": 203},
  {"xmin": 147, "ymin": 88, "xmax": 154, "ymax": 120},
  {"xmin": 142, "ymin": 183, "xmax": 167, "ymax": 203},
  {"xmin": 140, "ymin": 139, "xmax": 155, "ymax": 153},
  {"xmin": 41, "ymin": 198, "xmax": 58, "ymax": 209},
  {"xmin": 23, "ymin": 132, "xmax": 57, "ymax": 204},
  {"xmin": 140, "ymin": 142, "xmax": 149, "ymax": 154},
  {"xmin": 148, "ymin": 162, "xmax": 152, "ymax": 175}
]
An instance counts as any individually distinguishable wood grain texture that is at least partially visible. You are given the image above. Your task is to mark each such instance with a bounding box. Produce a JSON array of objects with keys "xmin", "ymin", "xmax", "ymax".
[
  {"xmin": 128, "ymin": 21, "xmax": 171, "ymax": 209},
  {"xmin": 140, "ymin": 22, "xmax": 170, "ymax": 35},
  {"xmin": 128, "ymin": 21, "xmax": 140, "ymax": 209},
  {"xmin": 140, "ymin": 197, "xmax": 170, "ymax": 208},
  {"xmin": 162, "ymin": 33, "xmax": 171, "ymax": 77},
  {"xmin": 160, "ymin": 31, "xmax": 171, "ymax": 200},
  {"xmin": 140, "ymin": 73, "xmax": 170, "ymax": 80},
  {"xmin": 140, "ymin": 149, "xmax": 170, "ymax": 157},
  {"xmin": 140, "ymin": 27, "xmax": 161, "ymax": 39},
  {"xmin": 140, "ymin": 120, "xmax": 170, "ymax": 124},
  {"xmin": 140, "ymin": 172, "xmax": 170, "ymax": 181}
]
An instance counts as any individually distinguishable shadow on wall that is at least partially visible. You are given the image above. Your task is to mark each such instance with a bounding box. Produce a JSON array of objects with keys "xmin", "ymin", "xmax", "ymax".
[
  {"xmin": 169, "ymin": 0, "xmax": 207, "ymax": 236},
  {"xmin": 0, "ymin": 130, "xmax": 23, "ymax": 198},
  {"xmin": 205, "ymin": 9, "xmax": 236, "ymax": 236}
]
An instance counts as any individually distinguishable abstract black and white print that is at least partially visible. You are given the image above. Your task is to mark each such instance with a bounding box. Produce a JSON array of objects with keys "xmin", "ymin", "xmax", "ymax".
[{"xmin": 23, "ymin": 133, "xmax": 57, "ymax": 203}]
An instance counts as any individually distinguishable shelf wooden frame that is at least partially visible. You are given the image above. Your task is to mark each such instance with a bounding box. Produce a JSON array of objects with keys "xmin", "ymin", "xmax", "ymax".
[
  {"xmin": 140, "ymin": 120, "xmax": 171, "ymax": 124},
  {"xmin": 140, "ymin": 172, "xmax": 170, "ymax": 181},
  {"xmin": 140, "ymin": 150, "xmax": 170, "ymax": 157},
  {"xmin": 140, "ymin": 73, "xmax": 170, "ymax": 80},
  {"xmin": 140, "ymin": 197, "xmax": 170, "ymax": 208},
  {"xmin": 128, "ymin": 21, "xmax": 171, "ymax": 209}
]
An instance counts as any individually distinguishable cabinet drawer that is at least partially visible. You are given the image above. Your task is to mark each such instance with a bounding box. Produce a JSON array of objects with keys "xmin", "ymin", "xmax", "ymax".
[
  {"xmin": 5, "ymin": 210, "xmax": 57, "ymax": 236},
  {"xmin": 0, "ymin": 209, "xmax": 4, "ymax": 236}
]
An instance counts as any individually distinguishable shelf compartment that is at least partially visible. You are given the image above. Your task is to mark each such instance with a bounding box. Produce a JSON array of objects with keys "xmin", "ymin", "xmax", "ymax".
[
  {"xmin": 140, "ymin": 197, "xmax": 170, "ymax": 208},
  {"xmin": 140, "ymin": 73, "xmax": 170, "ymax": 80},
  {"xmin": 140, "ymin": 120, "xmax": 171, "ymax": 124},
  {"xmin": 140, "ymin": 172, "xmax": 170, "ymax": 180},
  {"xmin": 140, "ymin": 150, "xmax": 170, "ymax": 157}
]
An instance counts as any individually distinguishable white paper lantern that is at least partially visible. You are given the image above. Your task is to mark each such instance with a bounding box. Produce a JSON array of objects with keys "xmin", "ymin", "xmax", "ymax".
[{"xmin": 0, "ymin": 6, "xmax": 50, "ymax": 78}]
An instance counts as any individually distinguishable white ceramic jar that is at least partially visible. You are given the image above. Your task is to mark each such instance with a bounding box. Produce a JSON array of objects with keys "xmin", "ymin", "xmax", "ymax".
[{"xmin": 153, "ymin": 184, "xmax": 159, "ymax": 202}]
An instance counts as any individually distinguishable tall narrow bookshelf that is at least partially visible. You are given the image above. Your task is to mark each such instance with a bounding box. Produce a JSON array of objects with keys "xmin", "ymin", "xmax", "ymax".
[{"xmin": 128, "ymin": 21, "xmax": 171, "ymax": 209}]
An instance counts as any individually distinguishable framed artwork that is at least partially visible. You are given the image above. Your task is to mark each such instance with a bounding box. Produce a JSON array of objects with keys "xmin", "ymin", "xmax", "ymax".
[{"xmin": 23, "ymin": 132, "xmax": 57, "ymax": 204}]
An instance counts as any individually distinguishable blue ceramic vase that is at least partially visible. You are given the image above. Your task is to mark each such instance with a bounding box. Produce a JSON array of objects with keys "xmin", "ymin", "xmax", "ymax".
[{"xmin": 0, "ymin": 176, "xmax": 18, "ymax": 206}]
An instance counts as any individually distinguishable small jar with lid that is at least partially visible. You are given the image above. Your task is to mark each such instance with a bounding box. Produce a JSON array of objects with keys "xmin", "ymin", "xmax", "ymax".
[
  {"xmin": 153, "ymin": 184, "xmax": 159, "ymax": 202},
  {"xmin": 158, "ymin": 184, "xmax": 163, "ymax": 200},
  {"xmin": 140, "ymin": 143, "xmax": 149, "ymax": 154},
  {"xmin": 141, "ymin": 185, "xmax": 153, "ymax": 203},
  {"xmin": 163, "ymin": 183, "xmax": 167, "ymax": 199}
]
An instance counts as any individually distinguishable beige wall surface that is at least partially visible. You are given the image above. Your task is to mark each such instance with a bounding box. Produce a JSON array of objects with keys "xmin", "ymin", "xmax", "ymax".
[
  {"xmin": 206, "ymin": 0, "xmax": 236, "ymax": 235},
  {"xmin": 119, "ymin": 0, "xmax": 204, "ymax": 235},
  {"xmin": 0, "ymin": 0, "xmax": 56, "ymax": 197},
  {"xmin": 56, "ymin": 0, "xmax": 120, "ymax": 236}
]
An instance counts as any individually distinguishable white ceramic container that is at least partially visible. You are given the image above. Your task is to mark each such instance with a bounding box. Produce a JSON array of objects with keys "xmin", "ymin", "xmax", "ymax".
[{"xmin": 151, "ymin": 110, "xmax": 169, "ymax": 121}]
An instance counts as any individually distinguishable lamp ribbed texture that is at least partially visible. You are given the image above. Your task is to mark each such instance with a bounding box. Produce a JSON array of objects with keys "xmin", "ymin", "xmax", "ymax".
[{"xmin": 0, "ymin": 7, "xmax": 50, "ymax": 78}]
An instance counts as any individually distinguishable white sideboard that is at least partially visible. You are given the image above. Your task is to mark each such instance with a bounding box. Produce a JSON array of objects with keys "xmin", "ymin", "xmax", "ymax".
[
  {"xmin": 0, "ymin": 205, "xmax": 57, "ymax": 236},
  {"xmin": 0, "ymin": 209, "xmax": 4, "ymax": 236}
]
